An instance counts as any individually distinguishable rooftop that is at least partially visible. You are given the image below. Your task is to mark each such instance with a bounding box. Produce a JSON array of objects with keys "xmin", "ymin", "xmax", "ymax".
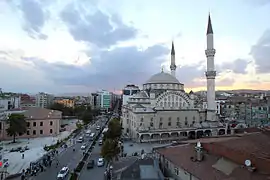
[{"xmin": 157, "ymin": 143, "xmax": 269, "ymax": 180}]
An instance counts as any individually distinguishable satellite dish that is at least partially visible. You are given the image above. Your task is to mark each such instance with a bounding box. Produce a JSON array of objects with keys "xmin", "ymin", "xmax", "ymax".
[
  {"xmin": 196, "ymin": 141, "xmax": 201, "ymax": 148},
  {"xmin": 245, "ymin": 159, "xmax": 251, "ymax": 167}
]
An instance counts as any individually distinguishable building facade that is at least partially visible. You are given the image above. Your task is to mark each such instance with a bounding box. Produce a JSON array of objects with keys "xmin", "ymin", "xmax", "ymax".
[
  {"xmin": 121, "ymin": 15, "xmax": 225, "ymax": 143},
  {"xmin": 35, "ymin": 92, "xmax": 54, "ymax": 108},
  {"xmin": 0, "ymin": 96, "xmax": 20, "ymax": 111},
  {"xmin": 0, "ymin": 107, "xmax": 61, "ymax": 140},
  {"xmin": 54, "ymin": 98, "xmax": 75, "ymax": 108}
]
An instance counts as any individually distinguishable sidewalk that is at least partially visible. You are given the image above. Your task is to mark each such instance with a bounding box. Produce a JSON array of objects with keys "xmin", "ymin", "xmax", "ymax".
[{"xmin": 2, "ymin": 131, "xmax": 74, "ymax": 176}]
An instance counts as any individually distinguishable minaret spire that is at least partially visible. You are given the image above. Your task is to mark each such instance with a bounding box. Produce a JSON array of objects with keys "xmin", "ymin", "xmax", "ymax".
[
  {"xmin": 170, "ymin": 41, "xmax": 176, "ymax": 77},
  {"xmin": 205, "ymin": 14, "xmax": 216, "ymax": 122},
  {"xmin": 206, "ymin": 14, "xmax": 213, "ymax": 35},
  {"xmin": 171, "ymin": 41, "xmax": 175, "ymax": 55}
]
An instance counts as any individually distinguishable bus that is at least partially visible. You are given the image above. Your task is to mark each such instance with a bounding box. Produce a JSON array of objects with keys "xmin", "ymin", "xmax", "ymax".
[{"xmin": 90, "ymin": 133, "xmax": 95, "ymax": 140}]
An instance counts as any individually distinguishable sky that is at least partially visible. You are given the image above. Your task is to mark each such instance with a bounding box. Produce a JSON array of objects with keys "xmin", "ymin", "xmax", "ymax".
[{"xmin": 0, "ymin": 0, "xmax": 270, "ymax": 94}]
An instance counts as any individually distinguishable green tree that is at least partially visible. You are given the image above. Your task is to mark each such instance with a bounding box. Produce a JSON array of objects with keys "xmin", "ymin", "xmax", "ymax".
[
  {"xmin": 6, "ymin": 114, "xmax": 27, "ymax": 143},
  {"xmin": 81, "ymin": 111, "xmax": 93, "ymax": 125},
  {"xmin": 104, "ymin": 118, "xmax": 122, "ymax": 140},
  {"xmin": 101, "ymin": 139, "xmax": 120, "ymax": 162}
]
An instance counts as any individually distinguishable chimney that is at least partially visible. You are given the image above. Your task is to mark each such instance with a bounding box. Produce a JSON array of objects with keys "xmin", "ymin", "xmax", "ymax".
[{"xmin": 195, "ymin": 142, "xmax": 203, "ymax": 161}]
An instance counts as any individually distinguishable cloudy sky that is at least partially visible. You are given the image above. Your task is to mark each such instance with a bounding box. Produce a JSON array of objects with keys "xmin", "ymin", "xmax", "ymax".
[{"xmin": 0, "ymin": 0, "xmax": 270, "ymax": 94}]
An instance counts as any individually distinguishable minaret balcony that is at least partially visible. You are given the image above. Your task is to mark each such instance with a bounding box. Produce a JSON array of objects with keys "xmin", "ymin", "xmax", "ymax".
[
  {"xmin": 205, "ymin": 71, "xmax": 216, "ymax": 78},
  {"xmin": 170, "ymin": 64, "xmax": 176, "ymax": 70},
  {"xmin": 205, "ymin": 49, "xmax": 216, "ymax": 57}
]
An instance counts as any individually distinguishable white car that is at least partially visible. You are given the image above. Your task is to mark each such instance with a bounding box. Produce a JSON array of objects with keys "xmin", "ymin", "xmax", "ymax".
[
  {"xmin": 81, "ymin": 144, "xmax": 87, "ymax": 150},
  {"xmin": 99, "ymin": 140, "xmax": 103, "ymax": 145},
  {"xmin": 96, "ymin": 126, "xmax": 101, "ymax": 130},
  {"xmin": 97, "ymin": 158, "xmax": 104, "ymax": 167},
  {"xmin": 57, "ymin": 166, "xmax": 69, "ymax": 179}
]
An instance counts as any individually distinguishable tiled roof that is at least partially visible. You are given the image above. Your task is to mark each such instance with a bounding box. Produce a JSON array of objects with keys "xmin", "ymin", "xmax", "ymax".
[
  {"xmin": 157, "ymin": 143, "xmax": 270, "ymax": 180},
  {"xmin": 23, "ymin": 107, "xmax": 62, "ymax": 120}
]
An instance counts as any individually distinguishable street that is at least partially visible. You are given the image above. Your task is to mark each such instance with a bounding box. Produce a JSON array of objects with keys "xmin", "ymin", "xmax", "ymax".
[
  {"xmin": 79, "ymin": 137, "xmax": 106, "ymax": 180},
  {"xmin": 28, "ymin": 119, "xmax": 105, "ymax": 180}
]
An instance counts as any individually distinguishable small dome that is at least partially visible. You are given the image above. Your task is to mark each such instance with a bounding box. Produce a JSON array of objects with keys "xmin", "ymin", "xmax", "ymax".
[{"xmin": 145, "ymin": 72, "xmax": 180, "ymax": 84}]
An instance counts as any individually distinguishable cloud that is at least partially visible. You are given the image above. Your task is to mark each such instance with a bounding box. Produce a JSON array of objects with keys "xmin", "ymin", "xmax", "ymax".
[
  {"xmin": 21, "ymin": 44, "xmax": 169, "ymax": 90},
  {"xmin": 250, "ymin": 30, "xmax": 270, "ymax": 73},
  {"xmin": 8, "ymin": 0, "xmax": 49, "ymax": 39},
  {"xmin": 246, "ymin": 0, "xmax": 270, "ymax": 7},
  {"xmin": 216, "ymin": 78, "xmax": 235, "ymax": 87},
  {"xmin": 60, "ymin": 3, "xmax": 138, "ymax": 48},
  {"xmin": 220, "ymin": 59, "xmax": 250, "ymax": 74}
]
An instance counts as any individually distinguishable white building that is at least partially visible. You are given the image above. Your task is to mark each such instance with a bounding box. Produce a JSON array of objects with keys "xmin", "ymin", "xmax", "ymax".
[
  {"xmin": 35, "ymin": 92, "xmax": 54, "ymax": 108},
  {"xmin": 0, "ymin": 96, "xmax": 20, "ymax": 111},
  {"xmin": 122, "ymin": 85, "xmax": 140, "ymax": 106},
  {"xmin": 121, "ymin": 15, "xmax": 225, "ymax": 143}
]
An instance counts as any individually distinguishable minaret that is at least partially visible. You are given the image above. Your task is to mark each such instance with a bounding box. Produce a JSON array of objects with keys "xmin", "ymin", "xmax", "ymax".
[
  {"xmin": 170, "ymin": 42, "xmax": 176, "ymax": 77},
  {"xmin": 205, "ymin": 15, "xmax": 217, "ymax": 121}
]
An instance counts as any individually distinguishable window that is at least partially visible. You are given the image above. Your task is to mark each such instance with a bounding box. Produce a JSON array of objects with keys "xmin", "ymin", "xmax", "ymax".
[
  {"xmin": 140, "ymin": 123, "xmax": 142, "ymax": 126},
  {"xmin": 168, "ymin": 122, "xmax": 171, "ymax": 126},
  {"xmin": 40, "ymin": 122, "xmax": 43, "ymax": 126},
  {"xmin": 151, "ymin": 118, "xmax": 153, "ymax": 121},
  {"xmin": 50, "ymin": 129, "xmax": 53, "ymax": 134},
  {"xmin": 50, "ymin": 121, "xmax": 53, "ymax": 125},
  {"xmin": 193, "ymin": 116, "xmax": 196, "ymax": 121},
  {"xmin": 185, "ymin": 119, "xmax": 188, "ymax": 126},
  {"xmin": 40, "ymin": 130, "xmax": 43, "ymax": 134},
  {"xmin": 185, "ymin": 117, "xmax": 187, "ymax": 121},
  {"xmin": 140, "ymin": 118, "xmax": 144, "ymax": 122},
  {"xmin": 27, "ymin": 131, "xmax": 30, "ymax": 135},
  {"xmin": 150, "ymin": 122, "xmax": 154, "ymax": 127},
  {"xmin": 160, "ymin": 117, "xmax": 163, "ymax": 121},
  {"xmin": 27, "ymin": 122, "xmax": 30, "ymax": 127},
  {"xmin": 33, "ymin": 122, "xmax": 36, "ymax": 126},
  {"xmin": 33, "ymin": 130, "xmax": 36, "ymax": 135},
  {"xmin": 159, "ymin": 122, "xmax": 163, "ymax": 128}
]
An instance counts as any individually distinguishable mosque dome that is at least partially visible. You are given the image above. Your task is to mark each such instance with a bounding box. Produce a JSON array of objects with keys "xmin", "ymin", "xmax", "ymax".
[{"xmin": 145, "ymin": 72, "xmax": 180, "ymax": 84}]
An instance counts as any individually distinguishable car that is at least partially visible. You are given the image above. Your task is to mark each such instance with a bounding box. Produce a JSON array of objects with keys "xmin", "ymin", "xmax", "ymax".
[
  {"xmin": 57, "ymin": 166, "xmax": 69, "ymax": 179},
  {"xmin": 98, "ymin": 140, "xmax": 103, "ymax": 146},
  {"xmin": 87, "ymin": 160, "xmax": 95, "ymax": 169},
  {"xmin": 81, "ymin": 144, "xmax": 87, "ymax": 150},
  {"xmin": 77, "ymin": 137, "xmax": 83, "ymax": 143},
  {"xmin": 96, "ymin": 126, "xmax": 100, "ymax": 130},
  {"xmin": 97, "ymin": 158, "xmax": 104, "ymax": 167}
]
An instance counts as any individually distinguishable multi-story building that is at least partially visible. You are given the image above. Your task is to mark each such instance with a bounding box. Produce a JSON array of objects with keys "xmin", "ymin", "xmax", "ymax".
[
  {"xmin": 54, "ymin": 98, "xmax": 75, "ymax": 108},
  {"xmin": 98, "ymin": 90, "xmax": 111, "ymax": 110},
  {"xmin": 90, "ymin": 93, "xmax": 100, "ymax": 108},
  {"xmin": 0, "ymin": 96, "xmax": 20, "ymax": 111},
  {"xmin": 20, "ymin": 94, "xmax": 36, "ymax": 108},
  {"xmin": 0, "ymin": 107, "xmax": 61, "ymax": 140},
  {"xmin": 35, "ymin": 92, "xmax": 54, "ymax": 108}
]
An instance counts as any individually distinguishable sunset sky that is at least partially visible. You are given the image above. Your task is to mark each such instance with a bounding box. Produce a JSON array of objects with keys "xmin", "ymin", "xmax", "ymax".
[{"xmin": 0, "ymin": 0, "xmax": 270, "ymax": 94}]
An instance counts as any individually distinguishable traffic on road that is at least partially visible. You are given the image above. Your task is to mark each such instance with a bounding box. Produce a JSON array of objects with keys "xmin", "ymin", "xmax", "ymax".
[{"xmin": 17, "ymin": 115, "xmax": 109, "ymax": 180}]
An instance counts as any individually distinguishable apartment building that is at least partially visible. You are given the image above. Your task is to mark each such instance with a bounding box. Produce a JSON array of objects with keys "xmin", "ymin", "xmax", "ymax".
[
  {"xmin": 0, "ymin": 96, "xmax": 20, "ymax": 111},
  {"xmin": 35, "ymin": 92, "xmax": 54, "ymax": 108},
  {"xmin": 0, "ymin": 107, "xmax": 61, "ymax": 140},
  {"xmin": 54, "ymin": 98, "xmax": 75, "ymax": 108}
]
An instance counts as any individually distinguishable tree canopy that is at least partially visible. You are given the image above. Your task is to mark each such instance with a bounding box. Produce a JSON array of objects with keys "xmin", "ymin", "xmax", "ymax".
[
  {"xmin": 6, "ymin": 113, "xmax": 27, "ymax": 143},
  {"xmin": 101, "ymin": 139, "xmax": 120, "ymax": 162},
  {"xmin": 49, "ymin": 103, "xmax": 101, "ymax": 124},
  {"xmin": 104, "ymin": 118, "xmax": 122, "ymax": 140}
]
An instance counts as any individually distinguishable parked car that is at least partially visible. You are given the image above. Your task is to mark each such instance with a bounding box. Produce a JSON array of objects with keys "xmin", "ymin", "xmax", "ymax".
[
  {"xmin": 57, "ymin": 166, "xmax": 69, "ymax": 179},
  {"xmin": 96, "ymin": 126, "xmax": 100, "ymax": 130},
  {"xmin": 87, "ymin": 160, "xmax": 95, "ymax": 169},
  {"xmin": 97, "ymin": 158, "xmax": 104, "ymax": 167}
]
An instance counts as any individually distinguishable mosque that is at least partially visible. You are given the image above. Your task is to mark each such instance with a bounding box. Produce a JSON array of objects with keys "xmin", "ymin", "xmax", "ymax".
[{"xmin": 121, "ymin": 15, "xmax": 226, "ymax": 143}]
